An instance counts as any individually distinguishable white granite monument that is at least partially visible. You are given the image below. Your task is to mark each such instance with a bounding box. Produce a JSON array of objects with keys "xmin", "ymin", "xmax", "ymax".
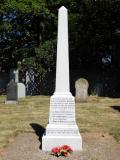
[
  {"xmin": 42, "ymin": 6, "xmax": 82, "ymax": 151},
  {"xmin": 14, "ymin": 70, "xmax": 26, "ymax": 98}
]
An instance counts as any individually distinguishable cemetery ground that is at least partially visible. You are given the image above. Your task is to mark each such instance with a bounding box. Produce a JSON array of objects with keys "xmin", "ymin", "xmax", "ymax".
[{"xmin": 0, "ymin": 95, "xmax": 120, "ymax": 160}]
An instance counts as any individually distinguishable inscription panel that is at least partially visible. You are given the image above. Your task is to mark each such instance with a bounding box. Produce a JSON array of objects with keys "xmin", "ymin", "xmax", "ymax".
[
  {"xmin": 49, "ymin": 97, "xmax": 76, "ymax": 124},
  {"xmin": 46, "ymin": 129, "xmax": 79, "ymax": 136}
]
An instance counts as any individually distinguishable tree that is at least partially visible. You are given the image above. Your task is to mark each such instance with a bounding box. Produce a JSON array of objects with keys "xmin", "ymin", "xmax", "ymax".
[
  {"xmin": 0, "ymin": 0, "xmax": 53, "ymax": 71},
  {"xmin": 0, "ymin": 0, "xmax": 120, "ymax": 95}
]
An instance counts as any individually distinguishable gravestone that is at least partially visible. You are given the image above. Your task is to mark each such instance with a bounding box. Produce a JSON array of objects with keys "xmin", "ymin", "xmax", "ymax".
[
  {"xmin": 17, "ymin": 83, "xmax": 26, "ymax": 98},
  {"xmin": 5, "ymin": 79, "xmax": 17, "ymax": 104},
  {"xmin": 75, "ymin": 78, "xmax": 89, "ymax": 102},
  {"xmin": 14, "ymin": 69, "xmax": 26, "ymax": 98},
  {"xmin": 42, "ymin": 6, "xmax": 82, "ymax": 151}
]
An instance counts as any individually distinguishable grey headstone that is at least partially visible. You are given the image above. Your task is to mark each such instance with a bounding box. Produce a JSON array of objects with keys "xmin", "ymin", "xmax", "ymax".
[
  {"xmin": 75, "ymin": 78, "xmax": 89, "ymax": 102},
  {"xmin": 6, "ymin": 80, "xmax": 18, "ymax": 101}
]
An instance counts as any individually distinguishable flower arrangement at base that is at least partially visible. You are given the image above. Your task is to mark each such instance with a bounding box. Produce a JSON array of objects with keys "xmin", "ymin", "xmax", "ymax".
[{"xmin": 51, "ymin": 145, "xmax": 73, "ymax": 157}]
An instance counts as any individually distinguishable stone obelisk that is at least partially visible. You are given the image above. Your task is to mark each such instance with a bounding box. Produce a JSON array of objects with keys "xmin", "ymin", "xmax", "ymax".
[{"xmin": 42, "ymin": 6, "xmax": 82, "ymax": 151}]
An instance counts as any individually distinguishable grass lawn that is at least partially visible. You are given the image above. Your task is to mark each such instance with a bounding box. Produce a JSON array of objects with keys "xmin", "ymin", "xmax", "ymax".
[{"xmin": 0, "ymin": 95, "xmax": 120, "ymax": 150}]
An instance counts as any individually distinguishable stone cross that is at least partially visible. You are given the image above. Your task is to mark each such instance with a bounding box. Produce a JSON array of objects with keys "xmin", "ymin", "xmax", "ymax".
[
  {"xmin": 42, "ymin": 6, "xmax": 82, "ymax": 151},
  {"xmin": 13, "ymin": 70, "xmax": 19, "ymax": 83}
]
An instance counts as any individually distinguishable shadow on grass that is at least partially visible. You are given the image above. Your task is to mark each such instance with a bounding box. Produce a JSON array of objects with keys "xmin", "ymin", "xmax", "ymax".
[
  {"xmin": 30, "ymin": 123, "xmax": 45, "ymax": 149},
  {"xmin": 111, "ymin": 106, "xmax": 120, "ymax": 112}
]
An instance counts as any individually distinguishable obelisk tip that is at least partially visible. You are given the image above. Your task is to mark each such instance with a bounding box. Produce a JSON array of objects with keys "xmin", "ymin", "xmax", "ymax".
[{"xmin": 59, "ymin": 6, "xmax": 67, "ymax": 11}]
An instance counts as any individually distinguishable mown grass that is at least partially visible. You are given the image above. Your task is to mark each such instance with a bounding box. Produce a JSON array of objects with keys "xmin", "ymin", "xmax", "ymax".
[{"xmin": 0, "ymin": 95, "xmax": 120, "ymax": 150}]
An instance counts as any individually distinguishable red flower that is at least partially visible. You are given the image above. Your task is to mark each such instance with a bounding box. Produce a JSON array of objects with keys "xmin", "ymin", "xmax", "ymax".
[
  {"xmin": 51, "ymin": 145, "xmax": 73, "ymax": 157},
  {"xmin": 62, "ymin": 145, "xmax": 72, "ymax": 151},
  {"xmin": 52, "ymin": 147, "xmax": 60, "ymax": 153},
  {"xmin": 64, "ymin": 153, "xmax": 69, "ymax": 157}
]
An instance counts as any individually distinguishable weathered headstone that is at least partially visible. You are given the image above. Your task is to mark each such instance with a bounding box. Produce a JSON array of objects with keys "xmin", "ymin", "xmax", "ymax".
[
  {"xmin": 75, "ymin": 78, "xmax": 89, "ymax": 102},
  {"xmin": 42, "ymin": 6, "xmax": 82, "ymax": 151},
  {"xmin": 5, "ymin": 79, "xmax": 17, "ymax": 104}
]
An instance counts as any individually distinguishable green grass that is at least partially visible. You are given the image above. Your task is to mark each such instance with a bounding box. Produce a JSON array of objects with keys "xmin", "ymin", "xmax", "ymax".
[
  {"xmin": 0, "ymin": 95, "xmax": 120, "ymax": 150},
  {"xmin": 76, "ymin": 96, "xmax": 120, "ymax": 139}
]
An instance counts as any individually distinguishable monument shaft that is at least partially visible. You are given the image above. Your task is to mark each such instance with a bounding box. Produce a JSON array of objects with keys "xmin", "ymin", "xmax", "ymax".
[{"xmin": 55, "ymin": 6, "xmax": 70, "ymax": 94}]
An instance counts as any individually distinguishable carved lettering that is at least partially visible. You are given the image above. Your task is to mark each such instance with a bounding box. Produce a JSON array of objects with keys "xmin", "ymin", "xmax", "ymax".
[{"xmin": 49, "ymin": 97, "xmax": 76, "ymax": 124}]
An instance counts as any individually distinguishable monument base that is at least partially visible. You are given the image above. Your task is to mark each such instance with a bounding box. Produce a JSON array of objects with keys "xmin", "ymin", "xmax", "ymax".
[
  {"xmin": 42, "ymin": 124, "xmax": 82, "ymax": 151},
  {"xmin": 42, "ymin": 134, "xmax": 82, "ymax": 151},
  {"xmin": 42, "ymin": 94, "xmax": 82, "ymax": 151},
  {"xmin": 5, "ymin": 100, "xmax": 17, "ymax": 104}
]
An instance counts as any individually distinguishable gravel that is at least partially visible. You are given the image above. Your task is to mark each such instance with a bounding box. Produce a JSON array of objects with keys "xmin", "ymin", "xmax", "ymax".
[{"xmin": 0, "ymin": 132, "xmax": 120, "ymax": 160}]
